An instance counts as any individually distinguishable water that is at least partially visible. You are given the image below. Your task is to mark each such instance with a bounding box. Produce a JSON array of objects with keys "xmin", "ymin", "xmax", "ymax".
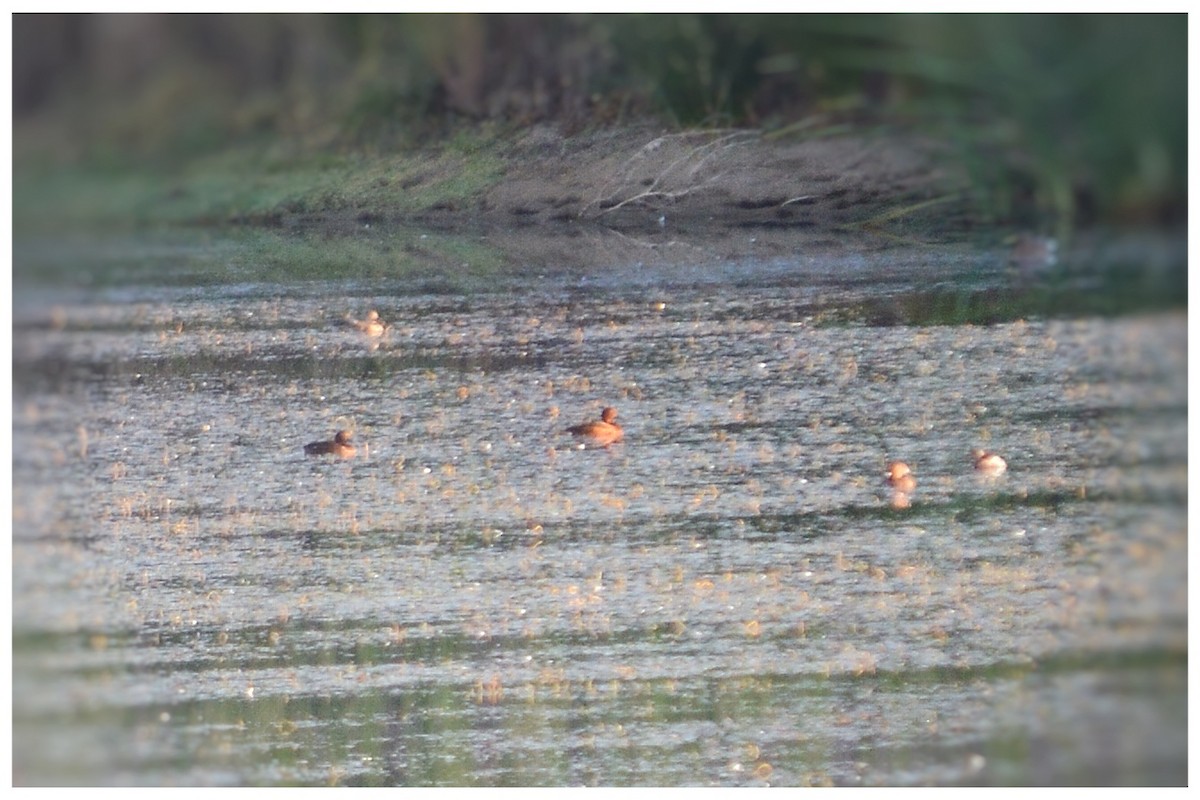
[{"xmin": 11, "ymin": 245, "xmax": 1187, "ymax": 786}]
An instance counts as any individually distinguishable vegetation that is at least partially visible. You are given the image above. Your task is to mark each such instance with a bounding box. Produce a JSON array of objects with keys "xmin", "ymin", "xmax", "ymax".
[{"xmin": 14, "ymin": 14, "xmax": 1185, "ymax": 238}]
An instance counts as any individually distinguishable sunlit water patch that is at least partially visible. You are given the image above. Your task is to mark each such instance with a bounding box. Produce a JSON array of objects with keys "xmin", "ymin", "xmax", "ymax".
[{"xmin": 12, "ymin": 255, "xmax": 1186, "ymax": 786}]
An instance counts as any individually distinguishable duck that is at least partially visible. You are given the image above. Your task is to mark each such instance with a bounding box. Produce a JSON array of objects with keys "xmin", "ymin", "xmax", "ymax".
[
  {"xmin": 304, "ymin": 430, "xmax": 357, "ymax": 458},
  {"xmin": 885, "ymin": 461, "xmax": 916, "ymax": 494},
  {"xmin": 348, "ymin": 310, "xmax": 387, "ymax": 337},
  {"xmin": 567, "ymin": 406, "xmax": 623, "ymax": 447},
  {"xmin": 972, "ymin": 449, "xmax": 1007, "ymax": 476}
]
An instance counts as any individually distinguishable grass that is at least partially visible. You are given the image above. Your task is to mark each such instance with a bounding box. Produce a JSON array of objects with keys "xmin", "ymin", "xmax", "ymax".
[
  {"xmin": 13, "ymin": 15, "xmax": 1185, "ymax": 247},
  {"xmin": 15, "ymin": 131, "xmax": 509, "ymax": 233},
  {"xmin": 13, "ymin": 116, "xmax": 523, "ymax": 291}
]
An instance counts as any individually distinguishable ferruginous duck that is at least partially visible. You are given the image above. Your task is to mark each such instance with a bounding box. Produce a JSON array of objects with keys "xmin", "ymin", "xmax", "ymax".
[
  {"xmin": 304, "ymin": 430, "xmax": 357, "ymax": 458},
  {"xmin": 567, "ymin": 407, "xmax": 623, "ymax": 447}
]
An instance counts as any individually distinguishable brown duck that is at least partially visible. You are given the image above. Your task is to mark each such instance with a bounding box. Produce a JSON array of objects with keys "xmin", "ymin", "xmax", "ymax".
[
  {"xmin": 304, "ymin": 430, "xmax": 357, "ymax": 458},
  {"xmin": 567, "ymin": 407, "xmax": 623, "ymax": 447}
]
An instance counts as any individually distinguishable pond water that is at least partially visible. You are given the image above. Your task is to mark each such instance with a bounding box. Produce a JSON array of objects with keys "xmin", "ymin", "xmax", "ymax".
[{"xmin": 12, "ymin": 238, "xmax": 1187, "ymax": 786}]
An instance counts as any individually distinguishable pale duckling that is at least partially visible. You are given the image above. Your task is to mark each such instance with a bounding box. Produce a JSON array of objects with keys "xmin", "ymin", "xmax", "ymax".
[
  {"xmin": 972, "ymin": 449, "xmax": 1007, "ymax": 476},
  {"xmin": 567, "ymin": 406, "xmax": 623, "ymax": 447},
  {"xmin": 304, "ymin": 430, "xmax": 357, "ymax": 458},
  {"xmin": 1008, "ymin": 234, "xmax": 1058, "ymax": 276},
  {"xmin": 885, "ymin": 461, "xmax": 917, "ymax": 494},
  {"xmin": 348, "ymin": 310, "xmax": 387, "ymax": 337}
]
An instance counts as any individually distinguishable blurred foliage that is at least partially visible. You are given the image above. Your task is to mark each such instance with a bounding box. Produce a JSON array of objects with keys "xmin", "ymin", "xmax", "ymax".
[
  {"xmin": 13, "ymin": 13, "xmax": 1185, "ymax": 230},
  {"xmin": 836, "ymin": 15, "xmax": 1187, "ymax": 231}
]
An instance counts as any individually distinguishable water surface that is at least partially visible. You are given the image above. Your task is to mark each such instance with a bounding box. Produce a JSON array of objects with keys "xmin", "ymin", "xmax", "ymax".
[{"xmin": 12, "ymin": 241, "xmax": 1187, "ymax": 786}]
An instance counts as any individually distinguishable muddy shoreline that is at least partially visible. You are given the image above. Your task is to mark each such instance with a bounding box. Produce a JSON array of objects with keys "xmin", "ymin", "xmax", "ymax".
[{"xmin": 243, "ymin": 125, "xmax": 973, "ymax": 271}]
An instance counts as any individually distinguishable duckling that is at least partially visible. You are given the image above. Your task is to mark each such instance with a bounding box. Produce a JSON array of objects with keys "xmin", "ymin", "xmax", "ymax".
[
  {"xmin": 348, "ymin": 310, "xmax": 387, "ymax": 337},
  {"xmin": 1008, "ymin": 233, "xmax": 1058, "ymax": 279},
  {"xmin": 885, "ymin": 461, "xmax": 917, "ymax": 494},
  {"xmin": 972, "ymin": 449, "xmax": 1007, "ymax": 476}
]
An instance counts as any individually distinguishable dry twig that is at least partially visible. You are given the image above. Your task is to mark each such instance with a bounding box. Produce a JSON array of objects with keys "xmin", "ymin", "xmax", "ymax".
[{"xmin": 581, "ymin": 129, "xmax": 760, "ymax": 218}]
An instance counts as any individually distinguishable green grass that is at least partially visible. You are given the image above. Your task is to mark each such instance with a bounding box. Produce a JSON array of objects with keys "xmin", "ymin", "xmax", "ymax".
[
  {"xmin": 13, "ymin": 125, "xmax": 515, "ymax": 289},
  {"xmin": 13, "ymin": 15, "xmax": 1185, "ymax": 237},
  {"xmin": 14, "ymin": 128, "xmax": 509, "ymax": 234}
]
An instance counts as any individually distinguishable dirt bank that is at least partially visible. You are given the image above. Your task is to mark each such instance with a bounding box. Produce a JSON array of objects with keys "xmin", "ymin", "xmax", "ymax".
[{"xmin": 292, "ymin": 125, "xmax": 973, "ymax": 270}]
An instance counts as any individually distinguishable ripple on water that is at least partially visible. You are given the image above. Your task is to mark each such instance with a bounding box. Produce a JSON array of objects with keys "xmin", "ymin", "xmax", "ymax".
[{"xmin": 12, "ymin": 273, "xmax": 1186, "ymax": 786}]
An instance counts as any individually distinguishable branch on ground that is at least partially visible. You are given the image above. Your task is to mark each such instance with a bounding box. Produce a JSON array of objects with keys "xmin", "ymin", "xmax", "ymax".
[{"xmin": 579, "ymin": 129, "xmax": 760, "ymax": 219}]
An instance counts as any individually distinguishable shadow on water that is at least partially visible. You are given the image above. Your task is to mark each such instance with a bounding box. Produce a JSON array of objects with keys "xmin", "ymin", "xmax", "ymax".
[{"xmin": 11, "ymin": 228, "xmax": 1187, "ymax": 786}]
